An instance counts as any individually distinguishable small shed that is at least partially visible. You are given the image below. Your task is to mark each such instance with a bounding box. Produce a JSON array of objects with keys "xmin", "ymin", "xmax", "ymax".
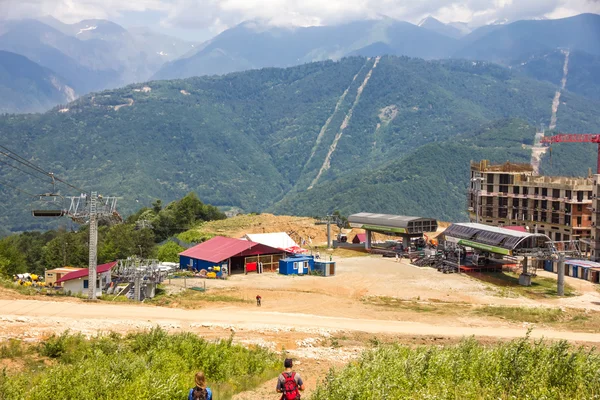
[
  {"xmin": 352, "ymin": 233, "xmax": 366, "ymax": 244},
  {"xmin": 56, "ymin": 262, "xmax": 117, "ymax": 297},
  {"xmin": 314, "ymin": 261, "xmax": 336, "ymax": 277},
  {"xmin": 45, "ymin": 267, "xmax": 83, "ymax": 287},
  {"xmin": 279, "ymin": 256, "xmax": 314, "ymax": 276}
]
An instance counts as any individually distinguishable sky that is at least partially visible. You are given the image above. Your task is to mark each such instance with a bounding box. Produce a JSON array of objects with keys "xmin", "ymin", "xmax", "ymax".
[{"xmin": 0, "ymin": 0, "xmax": 599, "ymax": 41}]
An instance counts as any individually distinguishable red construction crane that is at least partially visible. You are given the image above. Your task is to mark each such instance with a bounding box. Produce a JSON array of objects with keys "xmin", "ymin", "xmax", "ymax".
[{"xmin": 540, "ymin": 134, "xmax": 600, "ymax": 174}]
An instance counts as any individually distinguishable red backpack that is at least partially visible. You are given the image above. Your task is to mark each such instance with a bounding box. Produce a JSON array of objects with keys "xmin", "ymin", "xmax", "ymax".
[{"xmin": 281, "ymin": 372, "xmax": 300, "ymax": 400}]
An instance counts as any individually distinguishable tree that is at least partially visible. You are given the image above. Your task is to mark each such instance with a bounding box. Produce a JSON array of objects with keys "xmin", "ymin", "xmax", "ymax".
[
  {"xmin": 157, "ymin": 241, "xmax": 184, "ymax": 263},
  {"xmin": 152, "ymin": 199, "xmax": 163, "ymax": 214},
  {"xmin": 0, "ymin": 237, "xmax": 27, "ymax": 276}
]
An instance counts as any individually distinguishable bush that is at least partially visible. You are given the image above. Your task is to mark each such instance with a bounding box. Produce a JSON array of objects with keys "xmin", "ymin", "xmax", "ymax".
[
  {"xmin": 311, "ymin": 336, "xmax": 600, "ymax": 399},
  {"xmin": 0, "ymin": 328, "xmax": 280, "ymax": 400}
]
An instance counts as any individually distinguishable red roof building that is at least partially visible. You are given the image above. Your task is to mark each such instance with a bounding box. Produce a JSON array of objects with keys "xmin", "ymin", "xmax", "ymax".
[
  {"xmin": 179, "ymin": 236, "xmax": 285, "ymax": 274},
  {"xmin": 352, "ymin": 233, "xmax": 367, "ymax": 244},
  {"xmin": 56, "ymin": 261, "xmax": 117, "ymax": 284},
  {"xmin": 502, "ymin": 226, "xmax": 528, "ymax": 233}
]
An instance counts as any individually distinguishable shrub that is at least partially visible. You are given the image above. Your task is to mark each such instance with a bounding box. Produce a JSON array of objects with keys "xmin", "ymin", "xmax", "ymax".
[
  {"xmin": 1, "ymin": 328, "xmax": 280, "ymax": 400},
  {"xmin": 311, "ymin": 336, "xmax": 600, "ymax": 399}
]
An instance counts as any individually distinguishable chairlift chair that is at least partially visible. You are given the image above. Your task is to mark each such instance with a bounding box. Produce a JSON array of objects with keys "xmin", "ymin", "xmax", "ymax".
[{"xmin": 31, "ymin": 193, "xmax": 66, "ymax": 217}]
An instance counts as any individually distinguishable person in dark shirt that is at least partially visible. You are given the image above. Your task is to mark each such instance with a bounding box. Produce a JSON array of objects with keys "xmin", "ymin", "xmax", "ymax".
[{"xmin": 276, "ymin": 358, "xmax": 305, "ymax": 399}]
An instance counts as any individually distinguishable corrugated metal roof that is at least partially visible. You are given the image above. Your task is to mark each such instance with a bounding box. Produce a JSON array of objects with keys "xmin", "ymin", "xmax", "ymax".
[
  {"xmin": 56, "ymin": 262, "xmax": 117, "ymax": 284},
  {"xmin": 348, "ymin": 213, "xmax": 436, "ymax": 229},
  {"xmin": 179, "ymin": 236, "xmax": 281, "ymax": 263},
  {"xmin": 444, "ymin": 223, "xmax": 551, "ymax": 251},
  {"xmin": 452, "ymin": 223, "xmax": 532, "ymax": 238},
  {"xmin": 565, "ymin": 259, "xmax": 600, "ymax": 268}
]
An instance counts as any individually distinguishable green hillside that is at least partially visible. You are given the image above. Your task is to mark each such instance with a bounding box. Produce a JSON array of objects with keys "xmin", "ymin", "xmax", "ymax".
[
  {"xmin": 270, "ymin": 119, "xmax": 533, "ymax": 221},
  {"xmin": 1, "ymin": 56, "xmax": 600, "ymax": 232}
]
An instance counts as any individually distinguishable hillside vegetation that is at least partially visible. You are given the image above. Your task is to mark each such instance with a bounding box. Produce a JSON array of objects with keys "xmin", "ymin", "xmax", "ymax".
[
  {"xmin": 0, "ymin": 51, "xmax": 75, "ymax": 113},
  {"xmin": 0, "ymin": 193, "xmax": 225, "ymax": 277},
  {"xmin": 1, "ymin": 56, "xmax": 600, "ymax": 232},
  {"xmin": 0, "ymin": 328, "xmax": 279, "ymax": 399},
  {"xmin": 312, "ymin": 336, "xmax": 600, "ymax": 399}
]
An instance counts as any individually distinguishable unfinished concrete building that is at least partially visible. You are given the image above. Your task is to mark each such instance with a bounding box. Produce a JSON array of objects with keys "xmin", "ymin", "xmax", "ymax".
[{"xmin": 468, "ymin": 160, "xmax": 594, "ymax": 243}]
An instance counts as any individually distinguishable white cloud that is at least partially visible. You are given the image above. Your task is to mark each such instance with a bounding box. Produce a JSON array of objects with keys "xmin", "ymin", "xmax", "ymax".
[
  {"xmin": 0, "ymin": 0, "xmax": 168, "ymax": 23},
  {"xmin": 0, "ymin": 0, "xmax": 598, "ymax": 34}
]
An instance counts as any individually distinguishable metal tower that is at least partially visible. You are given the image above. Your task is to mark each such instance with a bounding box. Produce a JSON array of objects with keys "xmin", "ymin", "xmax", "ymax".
[
  {"xmin": 88, "ymin": 192, "xmax": 98, "ymax": 299},
  {"xmin": 65, "ymin": 193, "xmax": 122, "ymax": 299}
]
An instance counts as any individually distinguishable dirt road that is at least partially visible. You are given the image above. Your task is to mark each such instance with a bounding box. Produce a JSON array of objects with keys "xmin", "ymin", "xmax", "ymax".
[{"xmin": 1, "ymin": 299, "xmax": 599, "ymax": 343}]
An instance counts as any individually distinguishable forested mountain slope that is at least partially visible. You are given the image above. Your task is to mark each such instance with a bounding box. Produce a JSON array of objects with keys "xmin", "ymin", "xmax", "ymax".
[
  {"xmin": 1, "ymin": 56, "xmax": 600, "ymax": 232},
  {"xmin": 0, "ymin": 51, "xmax": 75, "ymax": 113}
]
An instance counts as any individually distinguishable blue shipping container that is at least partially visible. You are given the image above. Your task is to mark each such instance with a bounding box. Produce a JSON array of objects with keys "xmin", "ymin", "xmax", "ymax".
[{"xmin": 279, "ymin": 256, "xmax": 314, "ymax": 275}]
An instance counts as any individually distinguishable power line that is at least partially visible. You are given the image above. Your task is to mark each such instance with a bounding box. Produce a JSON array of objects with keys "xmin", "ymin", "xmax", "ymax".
[
  {"xmin": 0, "ymin": 179, "xmax": 35, "ymax": 197},
  {"xmin": 0, "ymin": 145, "xmax": 49, "ymax": 175},
  {"xmin": 0, "ymin": 144, "xmax": 86, "ymax": 193},
  {"xmin": 0, "ymin": 158, "xmax": 49, "ymax": 184}
]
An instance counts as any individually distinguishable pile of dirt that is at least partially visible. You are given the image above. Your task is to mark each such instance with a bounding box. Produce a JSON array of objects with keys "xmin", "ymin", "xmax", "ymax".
[
  {"xmin": 192, "ymin": 213, "xmax": 448, "ymax": 246},
  {"xmin": 193, "ymin": 214, "xmax": 360, "ymax": 246}
]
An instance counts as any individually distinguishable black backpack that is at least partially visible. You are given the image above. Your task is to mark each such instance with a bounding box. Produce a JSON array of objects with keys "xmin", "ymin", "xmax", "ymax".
[{"xmin": 191, "ymin": 387, "xmax": 207, "ymax": 400}]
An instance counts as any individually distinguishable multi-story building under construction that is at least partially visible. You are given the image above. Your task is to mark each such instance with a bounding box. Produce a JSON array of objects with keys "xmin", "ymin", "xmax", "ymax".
[{"xmin": 468, "ymin": 160, "xmax": 594, "ymax": 243}]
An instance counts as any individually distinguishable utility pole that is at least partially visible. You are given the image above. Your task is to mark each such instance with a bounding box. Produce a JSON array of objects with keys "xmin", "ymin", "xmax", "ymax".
[
  {"xmin": 63, "ymin": 241, "xmax": 68, "ymax": 266},
  {"xmin": 88, "ymin": 192, "xmax": 98, "ymax": 300}
]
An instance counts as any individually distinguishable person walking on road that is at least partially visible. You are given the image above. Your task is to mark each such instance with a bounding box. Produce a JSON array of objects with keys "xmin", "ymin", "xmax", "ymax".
[
  {"xmin": 256, "ymin": 294, "xmax": 262, "ymax": 307},
  {"xmin": 276, "ymin": 358, "xmax": 304, "ymax": 399},
  {"xmin": 188, "ymin": 371, "xmax": 212, "ymax": 400}
]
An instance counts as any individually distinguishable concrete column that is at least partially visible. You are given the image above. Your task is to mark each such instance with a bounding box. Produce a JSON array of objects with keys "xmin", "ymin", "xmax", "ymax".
[
  {"xmin": 522, "ymin": 256, "xmax": 528, "ymax": 275},
  {"xmin": 365, "ymin": 230, "xmax": 372, "ymax": 250},
  {"xmin": 403, "ymin": 236, "xmax": 410, "ymax": 248},
  {"xmin": 557, "ymin": 253, "xmax": 565, "ymax": 296}
]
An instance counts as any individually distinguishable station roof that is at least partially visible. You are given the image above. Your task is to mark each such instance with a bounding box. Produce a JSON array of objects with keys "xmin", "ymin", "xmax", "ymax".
[
  {"xmin": 348, "ymin": 213, "xmax": 437, "ymax": 234},
  {"xmin": 179, "ymin": 236, "xmax": 282, "ymax": 263},
  {"xmin": 56, "ymin": 262, "xmax": 117, "ymax": 284},
  {"xmin": 565, "ymin": 259, "xmax": 600, "ymax": 269},
  {"xmin": 443, "ymin": 223, "xmax": 550, "ymax": 253}
]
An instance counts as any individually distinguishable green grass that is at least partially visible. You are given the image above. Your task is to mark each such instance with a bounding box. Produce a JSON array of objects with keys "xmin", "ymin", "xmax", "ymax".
[
  {"xmin": 363, "ymin": 295, "xmax": 600, "ymax": 331},
  {"xmin": 311, "ymin": 336, "xmax": 600, "ymax": 399},
  {"xmin": 147, "ymin": 288, "xmax": 252, "ymax": 309},
  {"xmin": 362, "ymin": 296, "xmax": 445, "ymax": 313},
  {"xmin": 469, "ymin": 272, "xmax": 576, "ymax": 298},
  {"xmin": 0, "ymin": 328, "xmax": 280, "ymax": 400},
  {"xmin": 475, "ymin": 306, "xmax": 564, "ymax": 323}
]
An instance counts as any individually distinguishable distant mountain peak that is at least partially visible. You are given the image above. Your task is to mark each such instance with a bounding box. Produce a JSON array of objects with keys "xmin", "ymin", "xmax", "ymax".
[
  {"xmin": 417, "ymin": 16, "xmax": 465, "ymax": 39},
  {"xmin": 418, "ymin": 16, "xmax": 442, "ymax": 27}
]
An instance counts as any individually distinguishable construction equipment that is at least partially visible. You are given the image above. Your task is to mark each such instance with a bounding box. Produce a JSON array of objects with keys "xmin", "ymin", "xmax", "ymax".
[{"xmin": 540, "ymin": 134, "xmax": 600, "ymax": 173}]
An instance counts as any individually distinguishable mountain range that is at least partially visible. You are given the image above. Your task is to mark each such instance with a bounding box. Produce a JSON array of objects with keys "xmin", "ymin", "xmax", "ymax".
[
  {"xmin": 0, "ymin": 17, "xmax": 193, "ymax": 112},
  {"xmin": 1, "ymin": 13, "xmax": 599, "ymax": 113},
  {"xmin": 154, "ymin": 13, "xmax": 600, "ymax": 84},
  {"xmin": 0, "ymin": 50, "xmax": 75, "ymax": 113},
  {"xmin": 1, "ymin": 56, "xmax": 599, "ymax": 233}
]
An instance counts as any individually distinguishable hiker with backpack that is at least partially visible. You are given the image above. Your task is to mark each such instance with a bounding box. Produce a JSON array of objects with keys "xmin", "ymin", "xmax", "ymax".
[
  {"xmin": 276, "ymin": 358, "xmax": 305, "ymax": 399},
  {"xmin": 188, "ymin": 371, "xmax": 213, "ymax": 400}
]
